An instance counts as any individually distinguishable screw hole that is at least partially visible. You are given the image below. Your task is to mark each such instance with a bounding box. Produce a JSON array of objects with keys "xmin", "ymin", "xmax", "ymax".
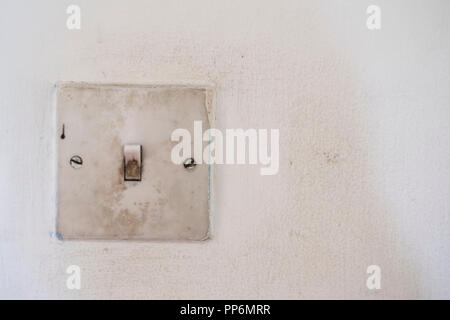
[{"xmin": 60, "ymin": 124, "xmax": 65, "ymax": 139}]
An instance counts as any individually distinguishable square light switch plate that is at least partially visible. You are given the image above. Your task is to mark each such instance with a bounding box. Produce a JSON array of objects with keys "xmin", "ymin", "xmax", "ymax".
[{"xmin": 55, "ymin": 83, "xmax": 214, "ymax": 241}]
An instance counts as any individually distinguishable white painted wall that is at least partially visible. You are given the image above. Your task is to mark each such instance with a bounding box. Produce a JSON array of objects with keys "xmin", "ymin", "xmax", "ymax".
[{"xmin": 1, "ymin": 0, "xmax": 449, "ymax": 299}]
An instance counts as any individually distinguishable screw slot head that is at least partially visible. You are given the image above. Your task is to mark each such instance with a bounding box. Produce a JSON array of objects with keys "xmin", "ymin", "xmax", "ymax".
[
  {"xmin": 183, "ymin": 158, "xmax": 196, "ymax": 170},
  {"xmin": 70, "ymin": 155, "xmax": 83, "ymax": 169}
]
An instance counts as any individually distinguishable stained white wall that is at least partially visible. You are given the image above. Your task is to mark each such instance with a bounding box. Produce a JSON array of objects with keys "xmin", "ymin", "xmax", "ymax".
[{"xmin": 1, "ymin": 0, "xmax": 449, "ymax": 299}]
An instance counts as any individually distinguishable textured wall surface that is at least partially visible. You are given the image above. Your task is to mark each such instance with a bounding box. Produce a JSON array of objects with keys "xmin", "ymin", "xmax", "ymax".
[{"xmin": 0, "ymin": 0, "xmax": 449, "ymax": 299}]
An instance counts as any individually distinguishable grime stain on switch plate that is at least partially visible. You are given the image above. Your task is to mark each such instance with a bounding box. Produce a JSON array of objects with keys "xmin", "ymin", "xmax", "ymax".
[{"xmin": 55, "ymin": 83, "xmax": 214, "ymax": 241}]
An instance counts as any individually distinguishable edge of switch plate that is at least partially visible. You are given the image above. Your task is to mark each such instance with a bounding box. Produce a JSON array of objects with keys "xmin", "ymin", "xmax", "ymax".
[{"xmin": 51, "ymin": 81, "xmax": 216, "ymax": 242}]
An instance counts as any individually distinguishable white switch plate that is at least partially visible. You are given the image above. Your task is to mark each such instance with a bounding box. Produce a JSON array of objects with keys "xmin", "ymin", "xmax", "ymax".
[{"xmin": 55, "ymin": 83, "xmax": 214, "ymax": 241}]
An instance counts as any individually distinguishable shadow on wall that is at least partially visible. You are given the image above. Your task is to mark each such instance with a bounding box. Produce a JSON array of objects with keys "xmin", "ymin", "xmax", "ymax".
[
  {"xmin": 218, "ymin": 2, "xmax": 424, "ymax": 299},
  {"xmin": 277, "ymin": 6, "xmax": 421, "ymax": 299}
]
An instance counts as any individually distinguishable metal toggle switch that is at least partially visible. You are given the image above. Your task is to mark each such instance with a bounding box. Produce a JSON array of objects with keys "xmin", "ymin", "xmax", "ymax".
[{"xmin": 124, "ymin": 144, "xmax": 142, "ymax": 181}]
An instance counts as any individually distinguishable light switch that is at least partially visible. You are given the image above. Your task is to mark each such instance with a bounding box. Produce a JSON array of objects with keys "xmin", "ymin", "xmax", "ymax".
[
  {"xmin": 55, "ymin": 83, "xmax": 214, "ymax": 241},
  {"xmin": 124, "ymin": 144, "xmax": 142, "ymax": 181}
]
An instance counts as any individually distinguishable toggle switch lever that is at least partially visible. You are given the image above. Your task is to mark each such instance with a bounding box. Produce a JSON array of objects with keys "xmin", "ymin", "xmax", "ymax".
[{"xmin": 124, "ymin": 145, "xmax": 142, "ymax": 181}]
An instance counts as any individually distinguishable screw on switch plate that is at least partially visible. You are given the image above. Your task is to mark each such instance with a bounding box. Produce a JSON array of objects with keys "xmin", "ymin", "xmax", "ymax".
[
  {"xmin": 183, "ymin": 157, "xmax": 197, "ymax": 171},
  {"xmin": 70, "ymin": 155, "xmax": 83, "ymax": 169},
  {"xmin": 124, "ymin": 145, "xmax": 142, "ymax": 181}
]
